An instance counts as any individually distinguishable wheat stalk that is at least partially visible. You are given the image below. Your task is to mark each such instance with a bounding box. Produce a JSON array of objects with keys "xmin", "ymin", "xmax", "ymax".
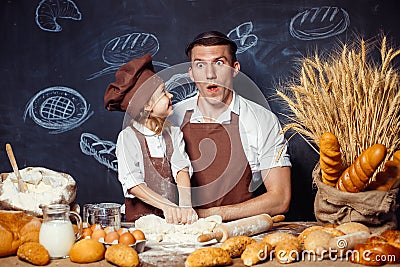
[{"xmin": 277, "ymin": 36, "xmax": 400, "ymax": 167}]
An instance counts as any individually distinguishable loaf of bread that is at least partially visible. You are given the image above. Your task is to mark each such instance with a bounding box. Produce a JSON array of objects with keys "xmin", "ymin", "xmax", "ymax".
[
  {"xmin": 19, "ymin": 217, "xmax": 41, "ymax": 244},
  {"xmin": 319, "ymin": 132, "xmax": 344, "ymax": 186},
  {"xmin": 0, "ymin": 210, "xmax": 42, "ymax": 257},
  {"xmin": 185, "ymin": 247, "xmax": 232, "ymax": 267},
  {"xmin": 17, "ymin": 242, "xmax": 50, "ymax": 266},
  {"xmin": 241, "ymin": 241, "xmax": 271, "ymax": 266},
  {"xmin": 105, "ymin": 243, "xmax": 139, "ymax": 267},
  {"xmin": 336, "ymin": 144, "xmax": 387, "ymax": 192},
  {"xmin": 69, "ymin": 239, "xmax": 105, "ymax": 263},
  {"xmin": 220, "ymin": 236, "xmax": 255, "ymax": 257}
]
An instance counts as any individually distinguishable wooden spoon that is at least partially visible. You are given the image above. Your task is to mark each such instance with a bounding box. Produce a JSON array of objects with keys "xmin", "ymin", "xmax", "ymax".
[{"xmin": 5, "ymin": 143, "xmax": 26, "ymax": 193}]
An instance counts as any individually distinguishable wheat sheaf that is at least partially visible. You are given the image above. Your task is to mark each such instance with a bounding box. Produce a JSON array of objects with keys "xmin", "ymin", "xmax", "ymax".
[{"xmin": 277, "ymin": 36, "xmax": 400, "ymax": 167}]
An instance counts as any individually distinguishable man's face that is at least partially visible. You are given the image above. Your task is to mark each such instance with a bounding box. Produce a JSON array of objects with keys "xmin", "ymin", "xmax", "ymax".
[{"xmin": 188, "ymin": 45, "xmax": 240, "ymax": 106}]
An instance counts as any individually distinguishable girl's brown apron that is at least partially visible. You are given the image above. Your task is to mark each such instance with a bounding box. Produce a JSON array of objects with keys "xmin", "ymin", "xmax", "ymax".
[
  {"xmin": 125, "ymin": 127, "xmax": 178, "ymax": 222},
  {"xmin": 181, "ymin": 110, "xmax": 257, "ymax": 208}
]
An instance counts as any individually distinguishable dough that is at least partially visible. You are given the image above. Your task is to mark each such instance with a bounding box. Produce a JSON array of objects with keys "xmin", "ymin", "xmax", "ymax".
[{"xmin": 134, "ymin": 214, "xmax": 222, "ymax": 243}]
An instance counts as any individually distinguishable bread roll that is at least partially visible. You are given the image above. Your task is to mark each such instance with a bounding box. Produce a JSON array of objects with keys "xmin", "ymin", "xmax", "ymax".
[
  {"xmin": 105, "ymin": 243, "xmax": 139, "ymax": 267},
  {"xmin": 241, "ymin": 241, "xmax": 271, "ymax": 266},
  {"xmin": 17, "ymin": 242, "xmax": 50, "ymax": 266},
  {"xmin": 262, "ymin": 232, "xmax": 300, "ymax": 264},
  {"xmin": 275, "ymin": 240, "xmax": 301, "ymax": 264},
  {"xmin": 298, "ymin": 226, "xmax": 323, "ymax": 244},
  {"xmin": 69, "ymin": 239, "xmax": 105, "ymax": 263},
  {"xmin": 303, "ymin": 230, "xmax": 331, "ymax": 255},
  {"xmin": 220, "ymin": 236, "xmax": 255, "ymax": 257},
  {"xmin": 185, "ymin": 247, "xmax": 232, "ymax": 267},
  {"xmin": 336, "ymin": 144, "xmax": 387, "ymax": 192},
  {"xmin": 335, "ymin": 222, "xmax": 370, "ymax": 235},
  {"xmin": 262, "ymin": 232, "xmax": 298, "ymax": 248},
  {"xmin": 319, "ymin": 132, "xmax": 344, "ymax": 186}
]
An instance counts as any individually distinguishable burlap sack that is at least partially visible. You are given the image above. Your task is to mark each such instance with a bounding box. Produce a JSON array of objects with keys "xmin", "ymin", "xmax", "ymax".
[{"xmin": 313, "ymin": 163, "xmax": 399, "ymax": 234}]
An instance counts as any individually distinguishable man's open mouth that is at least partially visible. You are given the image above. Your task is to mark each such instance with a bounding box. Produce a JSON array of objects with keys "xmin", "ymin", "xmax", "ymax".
[{"xmin": 207, "ymin": 84, "xmax": 219, "ymax": 92}]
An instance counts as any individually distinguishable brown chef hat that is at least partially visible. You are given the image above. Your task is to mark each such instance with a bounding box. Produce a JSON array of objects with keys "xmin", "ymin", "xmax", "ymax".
[{"xmin": 104, "ymin": 53, "xmax": 163, "ymax": 118}]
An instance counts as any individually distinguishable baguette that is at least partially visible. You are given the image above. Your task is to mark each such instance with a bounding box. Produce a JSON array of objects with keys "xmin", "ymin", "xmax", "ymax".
[
  {"xmin": 367, "ymin": 159, "xmax": 400, "ymax": 191},
  {"xmin": 393, "ymin": 150, "xmax": 400, "ymax": 163},
  {"xmin": 319, "ymin": 132, "xmax": 344, "ymax": 186},
  {"xmin": 336, "ymin": 144, "xmax": 387, "ymax": 192}
]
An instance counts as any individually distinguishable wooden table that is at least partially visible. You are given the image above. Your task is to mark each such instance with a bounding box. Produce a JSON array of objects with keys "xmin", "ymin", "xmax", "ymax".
[{"xmin": 0, "ymin": 222, "xmax": 366, "ymax": 266}]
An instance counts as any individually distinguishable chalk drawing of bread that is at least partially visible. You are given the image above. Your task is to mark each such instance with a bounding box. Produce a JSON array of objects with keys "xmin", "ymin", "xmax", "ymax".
[
  {"xmin": 80, "ymin": 133, "xmax": 118, "ymax": 171},
  {"xmin": 23, "ymin": 86, "xmax": 93, "ymax": 134},
  {"xmin": 35, "ymin": 0, "xmax": 82, "ymax": 32},
  {"xmin": 289, "ymin": 6, "xmax": 350, "ymax": 40}
]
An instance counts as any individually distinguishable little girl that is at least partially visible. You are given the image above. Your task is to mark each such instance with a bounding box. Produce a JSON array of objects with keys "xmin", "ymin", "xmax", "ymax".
[{"xmin": 105, "ymin": 54, "xmax": 197, "ymax": 224}]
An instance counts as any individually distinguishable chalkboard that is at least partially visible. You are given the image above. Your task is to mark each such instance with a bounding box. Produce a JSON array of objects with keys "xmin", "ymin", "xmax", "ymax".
[{"xmin": 1, "ymin": 0, "xmax": 399, "ymax": 221}]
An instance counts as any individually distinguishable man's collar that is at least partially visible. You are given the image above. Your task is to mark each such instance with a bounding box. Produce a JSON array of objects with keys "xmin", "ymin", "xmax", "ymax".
[{"xmin": 191, "ymin": 91, "xmax": 240, "ymax": 123}]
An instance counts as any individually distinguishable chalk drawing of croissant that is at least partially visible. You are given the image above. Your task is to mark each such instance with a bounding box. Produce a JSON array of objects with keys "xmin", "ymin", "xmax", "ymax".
[{"xmin": 35, "ymin": 0, "xmax": 82, "ymax": 32}]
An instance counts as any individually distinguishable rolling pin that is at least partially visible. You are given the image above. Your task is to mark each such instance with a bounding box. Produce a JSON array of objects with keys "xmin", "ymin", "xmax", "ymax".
[{"xmin": 197, "ymin": 214, "xmax": 285, "ymax": 243}]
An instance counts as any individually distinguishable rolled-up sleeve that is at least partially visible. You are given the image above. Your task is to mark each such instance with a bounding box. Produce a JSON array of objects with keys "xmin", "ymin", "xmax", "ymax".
[
  {"xmin": 170, "ymin": 126, "xmax": 193, "ymax": 180},
  {"xmin": 116, "ymin": 128, "xmax": 146, "ymax": 198},
  {"xmin": 258, "ymin": 114, "xmax": 291, "ymax": 170}
]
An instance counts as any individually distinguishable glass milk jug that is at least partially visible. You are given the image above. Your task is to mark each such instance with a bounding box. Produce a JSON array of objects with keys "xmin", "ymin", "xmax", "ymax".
[{"xmin": 39, "ymin": 204, "xmax": 82, "ymax": 259}]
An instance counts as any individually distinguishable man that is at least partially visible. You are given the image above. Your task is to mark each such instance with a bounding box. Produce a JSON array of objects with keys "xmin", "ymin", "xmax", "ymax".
[{"xmin": 170, "ymin": 31, "xmax": 291, "ymax": 221}]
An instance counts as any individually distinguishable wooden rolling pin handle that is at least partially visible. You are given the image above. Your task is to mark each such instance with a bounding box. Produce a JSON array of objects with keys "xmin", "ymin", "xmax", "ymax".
[
  {"xmin": 197, "ymin": 230, "xmax": 224, "ymax": 242},
  {"xmin": 272, "ymin": 214, "xmax": 285, "ymax": 223}
]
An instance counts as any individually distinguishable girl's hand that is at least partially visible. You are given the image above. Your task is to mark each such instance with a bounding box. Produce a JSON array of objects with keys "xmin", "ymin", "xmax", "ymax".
[
  {"xmin": 179, "ymin": 207, "xmax": 198, "ymax": 224},
  {"xmin": 162, "ymin": 204, "xmax": 181, "ymax": 224},
  {"xmin": 162, "ymin": 204, "xmax": 198, "ymax": 224}
]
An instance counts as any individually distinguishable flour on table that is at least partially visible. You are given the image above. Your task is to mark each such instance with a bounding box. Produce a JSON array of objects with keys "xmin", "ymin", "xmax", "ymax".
[{"xmin": 133, "ymin": 214, "xmax": 222, "ymax": 243}]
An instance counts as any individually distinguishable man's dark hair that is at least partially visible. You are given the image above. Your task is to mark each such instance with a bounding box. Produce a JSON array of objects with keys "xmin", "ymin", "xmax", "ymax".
[{"xmin": 185, "ymin": 31, "xmax": 238, "ymax": 63}]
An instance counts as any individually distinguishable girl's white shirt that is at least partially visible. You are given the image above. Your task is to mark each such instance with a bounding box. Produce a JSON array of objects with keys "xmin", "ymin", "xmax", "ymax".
[{"xmin": 116, "ymin": 121, "xmax": 193, "ymax": 198}]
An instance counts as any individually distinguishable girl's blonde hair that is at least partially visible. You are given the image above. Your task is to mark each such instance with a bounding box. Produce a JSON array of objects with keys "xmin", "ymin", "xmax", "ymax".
[{"xmin": 134, "ymin": 108, "xmax": 170, "ymax": 135}]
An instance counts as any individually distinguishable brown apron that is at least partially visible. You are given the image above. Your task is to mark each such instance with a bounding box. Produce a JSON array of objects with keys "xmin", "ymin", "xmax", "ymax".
[
  {"xmin": 125, "ymin": 127, "xmax": 178, "ymax": 222},
  {"xmin": 181, "ymin": 110, "xmax": 257, "ymax": 208}
]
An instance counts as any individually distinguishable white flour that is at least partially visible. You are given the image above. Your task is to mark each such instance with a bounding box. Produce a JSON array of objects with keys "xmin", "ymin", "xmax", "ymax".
[{"xmin": 0, "ymin": 167, "xmax": 76, "ymax": 216}]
